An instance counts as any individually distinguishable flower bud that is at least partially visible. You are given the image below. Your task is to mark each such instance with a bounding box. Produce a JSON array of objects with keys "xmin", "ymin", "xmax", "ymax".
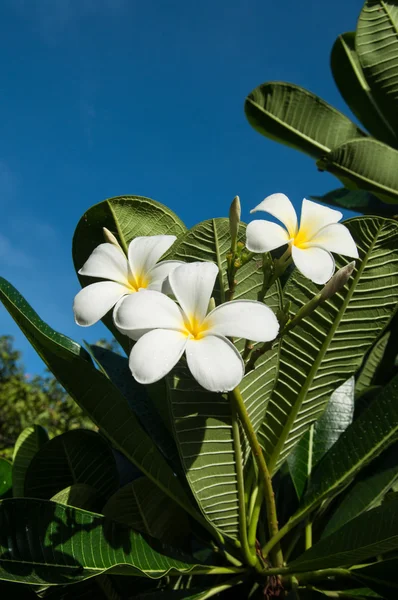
[
  {"xmin": 103, "ymin": 227, "xmax": 123, "ymax": 251},
  {"xmin": 320, "ymin": 261, "xmax": 356, "ymax": 301},
  {"xmin": 208, "ymin": 297, "xmax": 216, "ymax": 313},
  {"xmin": 229, "ymin": 196, "xmax": 241, "ymax": 253}
]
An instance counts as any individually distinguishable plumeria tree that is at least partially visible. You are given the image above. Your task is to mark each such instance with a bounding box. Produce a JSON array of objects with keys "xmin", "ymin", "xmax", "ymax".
[{"xmin": 0, "ymin": 191, "xmax": 397, "ymax": 599}]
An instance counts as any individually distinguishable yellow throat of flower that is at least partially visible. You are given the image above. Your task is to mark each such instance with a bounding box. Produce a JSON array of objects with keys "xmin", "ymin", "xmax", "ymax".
[
  {"xmin": 127, "ymin": 272, "xmax": 149, "ymax": 292},
  {"xmin": 183, "ymin": 315, "xmax": 209, "ymax": 340},
  {"xmin": 291, "ymin": 225, "xmax": 311, "ymax": 249}
]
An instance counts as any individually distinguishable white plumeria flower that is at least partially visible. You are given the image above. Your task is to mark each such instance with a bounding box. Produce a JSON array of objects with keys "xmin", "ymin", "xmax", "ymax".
[
  {"xmin": 246, "ymin": 193, "xmax": 359, "ymax": 284},
  {"xmin": 113, "ymin": 261, "xmax": 279, "ymax": 393},
  {"xmin": 74, "ymin": 235, "xmax": 183, "ymax": 326}
]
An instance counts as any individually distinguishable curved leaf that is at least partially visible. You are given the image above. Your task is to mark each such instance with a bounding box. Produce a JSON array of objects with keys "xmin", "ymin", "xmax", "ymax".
[
  {"xmin": 357, "ymin": 1, "xmax": 398, "ymax": 134},
  {"xmin": 72, "ymin": 196, "xmax": 186, "ymax": 352},
  {"xmin": 167, "ymin": 219, "xmax": 281, "ymax": 538},
  {"xmin": 0, "ymin": 459, "xmax": 12, "ymax": 499},
  {"xmin": 331, "ymin": 31, "xmax": 398, "ymax": 146},
  {"xmin": 317, "ymin": 138, "xmax": 398, "ymax": 204},
  {"xmin": 289, "ymin": 496, "xmax": 398, "ymax": 571},
  {"xmin": 0, "ymin": 498, "xmax": 224, "ymax": 585},
  {"xmin": 288, "ymin": 378, "xmax": 355, "ymax": 499},
  {"xmin": 103, "ymin": 477, "xmax": 190, "ymax": 546},
  {"xmin": 24, "ymin": 430, "xmax": 119, "ymax": 502},
  {"xmin": 355, "ymin": 331, "xmax": 391, "ymax": 397},
  {"xmin": 322, "ymin": 441, "xmax": 398, "ymax": 538},
  {"xmin": 51, "ymin": 484, "xmax": 100, "ymax": 511},
  {"xmin": 244, "ymin": 81, "xmax": 366, "ymax": 159},
  {"xmin": 353, "ymin": 558, "xmax": 398, "ymax": 600},
  {"xmin": 0, "ymin": 277, "xmax": 199, "ymax": 526},
  {"xmin": 259, "ymin": 216, "xmax": 398, "ymax": 473},
  {"xmin": 12, "ymin": 425, "xmax": 49, "ymax": 497},
  {"xmin": 310, "ymin": 188, "xmax": 398, "ymax": 217}
]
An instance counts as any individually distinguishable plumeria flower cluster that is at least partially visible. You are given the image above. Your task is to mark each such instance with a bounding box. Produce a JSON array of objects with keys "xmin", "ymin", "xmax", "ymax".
[
  {"xmin": 246, "ymin": 193, "xmax": 358, "ymax": 284},
  {"xmin": 74, "ymin": 235, "xmax": 279, "ymax": 392}
]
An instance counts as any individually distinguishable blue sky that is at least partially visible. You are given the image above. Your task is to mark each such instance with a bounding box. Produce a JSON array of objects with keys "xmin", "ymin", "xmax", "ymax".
[{"xmin": 0, "ymin": 0, "xmax": 364, "ymax": 374}]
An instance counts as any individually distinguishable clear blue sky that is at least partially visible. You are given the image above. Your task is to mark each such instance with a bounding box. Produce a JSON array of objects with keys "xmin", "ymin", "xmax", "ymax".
[{"xmin": 0, "ymin": 0, "xmax": 364, "ymax": 374}]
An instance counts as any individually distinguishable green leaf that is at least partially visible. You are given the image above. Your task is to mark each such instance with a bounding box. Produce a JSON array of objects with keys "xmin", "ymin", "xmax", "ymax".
[
  {"xmin": 0, "ymin": 277, "xmax": 198, "ymax": 525},
  {"xmin": 72, "ymin": 196, "xmax": 186, "ymax": 351},
  {"xmin": 12, "ymin": 425, "xmax": 49, "ymax": 497},
  {"xmin": 310, "ymin": 188, "xmax": 398, "ymax": 217},
  {"xmin": 24, "ymin": 430, "xmax": 119, "ymax": 502},
  {"xmin": 296, "ymin": 372, "xmax": 398, "ymax": 528},
  {"xmin": 355, "ymin": 332, "xmax": 391, "ymax": 397},
  {"xmin": 0, "ymin": 498, "xmax": 224, "ymax": 585},
  {"xmin": 259, "ymin": 216, "xmax": 398, "ymax": 473},
  {"xmin": 244, "ymin": 81, "xmax": 366, "ymax": 160},
  {"xmin": 322, "ymin": 441, "xmax": 398, "ymax": 538},
  {"xmin": 167, "ymin": 219, "xmax": 281, "ymax": 538},
  {"xmin": 51, "ymin": 484, "xmax": 100, "ymax": 511},
  {"xmin": 353, "ymin": 558, "xmax": 398, "ymax": 600},
  {"xmin": 288, "ymin": 378, "xmax": 355, "ymax": 499},
  {"xmin": 317, "ymin": 138, "xmax": 398, "ymax": 205},
  {"xmin": 356, "ymin": 1, "xmax": 398, "ymax": 135},
  {"xmin": 289, "ymin": 496, "xmax": 398, "ymax": 571},
  {"xmin": 331, "ymin": 31, "xmax": 398, "ymax": 146},
  {"xmin": 0, "ymin": 459, "xmax": 12, "ymax": 499},
  {"xmin": 103, "ymin": 477, "xmax": 190, "ymax": 546}
]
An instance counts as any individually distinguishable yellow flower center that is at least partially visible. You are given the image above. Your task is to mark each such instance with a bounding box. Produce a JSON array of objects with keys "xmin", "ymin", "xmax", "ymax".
[
  {"xmin": 183, "ymin": 315, "xmax": 209, "ymax": 340},
  {"xmin": 292, "ymin": 226, "xmax": 311, "ymax": 249},
  {"xmin": 127, "ymin": 272, "xmax": 149, "ymax": 292}
]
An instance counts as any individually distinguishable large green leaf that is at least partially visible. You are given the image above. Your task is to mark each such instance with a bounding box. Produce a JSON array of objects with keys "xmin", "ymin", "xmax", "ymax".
[
  {"xmin": 355, "ymin": 331, "xmax": 391, "ymax": 397},
  {"xmin": 317, "ymin": 138, "xmax": 398, "ymax": 204},
  {"xmin": 103, "ymin": 477, "xmax": 190, "ymax": 546},
  {"xmin": 167, "ymin": 219, "xmax": 281, "ymax": 538},
  {"xmin": 0, "ymin": 277, "xmax": 199, "ymax": 525},
  {"xmin": 357, "ymin": 1, "xmax": 398, "ymax": 135},
  {"xmin": 292, "ymin": 373, "xmax": 398, "ymax": 529},
  {"xmin": 353, "ymin": 558, "xmax": 398, "ymax": 600},
  {"xmin": 244, "ymin": 82, "xmax": 366, "ymax": 160},
  {"xmin": 12, "ymin": 425, "xmax": 49, "ymax": 497},
  {"xmin": 321, "ymin": 441, "xmax": 398, "ymax": 538},
  {"xmin": 24, "ymin": 430, "xmax": 119, "ymax": 502},
  {"xmin": 51, "ymin": 484, "xmax": 100, "ymax": 512},
  {"xmin": 72, "ymin": 196, "xmax": 186, "ymax": 351},
  {"xmin": 289, "ymin": 496, "xmax": 398, "ymax": 571},
  {"xmin": 0, "ymin": 498, "xmax": 224, "ymax": 585},
  {"xmin": 331, "ymin": 31, "xmax": 398, "ymax": 146},
  {"xmin": 287, "ymin": 378, "xmax": 355, "ymax": 499},
  {"xmin": 310, "ymin": 188, "xmax": 398, "ymax": 217},
  {"xmin": 259, "ymin": 216, "xmax": 398, "ymax": 473}
]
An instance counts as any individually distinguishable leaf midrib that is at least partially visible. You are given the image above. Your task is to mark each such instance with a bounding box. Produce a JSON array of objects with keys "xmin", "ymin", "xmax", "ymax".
[{"xmin": 268, "ymin": 224, "xmax": 382, "ymax": 473}]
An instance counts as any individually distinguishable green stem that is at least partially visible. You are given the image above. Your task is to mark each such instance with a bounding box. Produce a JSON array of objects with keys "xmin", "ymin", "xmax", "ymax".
[
  {"xmin": 230, "ymin": 396, "xmax": 257, "ymax": 567},
  {"xmin": 297, "ymin": 568, "xmax": 352, "ymax": 585},
  {"xmin": 194, "ymin": 574, "xmax": 246, "ymax": 599},
  {"xmin": 229, "ymin": 386, "xmax": 283, "ymax": 568},
  {"xmin": 248, "ymin": 482, "xmax": 263, "ymax": 548},
  {"xmin": 305, "ymin": 425, "xmax": 314, "ymax": 550}
]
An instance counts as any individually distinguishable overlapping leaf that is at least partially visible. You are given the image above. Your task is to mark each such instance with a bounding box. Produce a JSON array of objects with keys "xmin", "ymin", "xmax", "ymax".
[
  {"xmin": 244, "ymin": 82, "xmax": 365, "ymax": 160},
  {"xmin": 259, "ymin": 217, "xmax": 398, "ymax": 473},
  {"xmin": 167, "ymin": 219, "xmax": 281, "ymax": 538},
  {"xmin": 0, "ymin": 499, "xmax": 221, "ymax": 585},
  {"xmin": 310, "ymin": 188, "xmax": 398, "ymax": 217},
  {"xmin": 12, "ymin": 425, "xmax": 49, "ymax": 497}
]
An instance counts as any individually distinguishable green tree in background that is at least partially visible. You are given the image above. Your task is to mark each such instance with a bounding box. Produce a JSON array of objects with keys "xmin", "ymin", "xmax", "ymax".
[{"xmin": 0, "ymin": 335, "xmax": 95, "ymax": 458}]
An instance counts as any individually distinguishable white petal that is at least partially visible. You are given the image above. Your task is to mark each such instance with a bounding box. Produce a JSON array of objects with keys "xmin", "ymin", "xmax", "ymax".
[
  {"xmin": 78, "ymin": 243, "xmax": 129, "ymax": 285},
  {"xmin": 204, "ymin": 300, "xmax": 279, "ymax": 342},
  {"xmin": 129, "ymin": 329, "xmax": 187, "ymax": 384},
  {"xmin": 292, "ymin": 245, "xmax": 335, "ymax": 285},
  {"xmin": 246, "ymin": 220, "xmax": 290, "ymax": 253},
  {"xmin": 306, "ymin": 223, "xmax": 359, "ymax": 258},
  {"xmin": 186, "ymin": 335, "xmax": 244, "ymax": 392},
  {"xmin": 113, "ymin": 289, "xmax": 184, "ymax": 340},
  {"xmin": 147, "ymin": 260, "xmax": 186, "ymax": 292},
  {"xmin": 128, "ymin": 236, "xmax": 176, "ymax": 279},
  {"xmin": 169, "ymin": 262, "xmax": 218, "ymax": 325},
  {"xmin": 300, "ymin": 199, "xmax": 342, "ymax": 241},
  {"xmin": 73, "ymin": 281, "xmax": 128, "ymax": 326},
  {"xmin": 250, "ymin": 193, "xmax": 298, "ymax": 237}
]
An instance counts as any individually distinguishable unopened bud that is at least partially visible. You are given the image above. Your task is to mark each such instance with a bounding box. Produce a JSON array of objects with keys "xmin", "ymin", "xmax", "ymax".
[
  {"xmin": 229, "ymin": 196, "xmax": 241, "ymax": 253},
  {"xmin": 103, "ymin": 227, "xmax": 123, "ymax": 251},
  {"xmin": 208, "ymin": 297, "xmax": 216, "ymax": 312},
  {"xmin": 320, "ymin": 261, "xmax": 356, "ymax": 301}
]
